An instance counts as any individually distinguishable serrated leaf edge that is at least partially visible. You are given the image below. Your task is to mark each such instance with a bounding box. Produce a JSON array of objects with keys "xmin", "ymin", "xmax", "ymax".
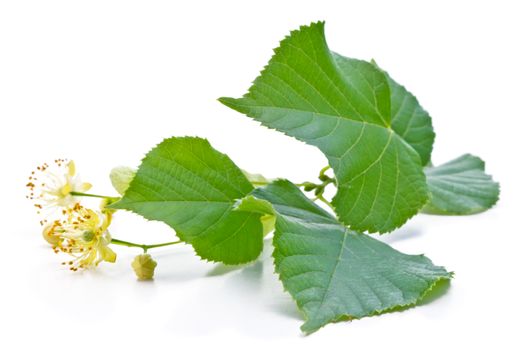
[
  {"xmin": 421, "ymin": 153, "xmax": 500, "ymax": 215},
  {"xmin": 110, "ymin": 136, "xmax": 264, "ymax": 266},
  {"xmin": 271, "ymin": 233, "xmax": 453, "ymax": 334}
]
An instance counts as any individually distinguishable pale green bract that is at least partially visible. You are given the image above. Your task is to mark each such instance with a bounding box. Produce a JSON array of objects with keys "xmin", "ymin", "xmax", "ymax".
[
  {"xmin": 111, "ymin": 137, "xmax": 264, "ymax": 264},
  {"xmin": 109, "ymin": 166, "xmax": 136, "ymax": 195},
  {"xmin": 220, "ymin": 21, "xmax": 432, "ymax": 233},
  {"xmin": 236, "ymin": 180, "xmax": 452, "ymax": 334},
  {"xmin": 422, "ymin": 154, "xmax": 500, "ymax": 214},
  {"xmin": 241, "ymin": 169, "xmax": 271, "ymax": 187}
]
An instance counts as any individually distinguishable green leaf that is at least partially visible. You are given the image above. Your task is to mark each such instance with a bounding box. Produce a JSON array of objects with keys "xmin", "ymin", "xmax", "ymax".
[
  {"xmin": 381, "ymin": 65, "xmax": 435, "ymax": 165},
  {"xmin": 336, "ymin": 58, "xmax": 435, "ymax": 166},
  {"xmin": 240, "ymin": 180, "xmax": 452, "ymax": 334},
  {"xmin": 422, "ymin": 154, "xmax": 500, "ymax": 215},
  {"xmin": 219, "ymin": 22, "xmax": 428, "ymax": 233},
  {"xmin": 111, "ymin": 137, "xmax": 263, "ymax": 264}
]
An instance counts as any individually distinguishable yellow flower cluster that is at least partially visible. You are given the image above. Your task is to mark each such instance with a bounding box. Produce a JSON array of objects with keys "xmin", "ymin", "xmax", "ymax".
[{"xmin": 28, "ymin": 160, "xmax": 116, "ymax": 270}]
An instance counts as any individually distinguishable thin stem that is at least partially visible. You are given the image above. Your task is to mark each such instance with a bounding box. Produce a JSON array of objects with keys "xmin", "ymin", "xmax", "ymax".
[
  {"xmin": 70, "ymin": 191, "xmax": 118, "ymax": 200},
  {"xmin": 315, "ymin": 195, "xmax": 335, "ymax": 210},
  {"xmin": 110, "ymin": 238, "xmax": 183, "ymax": 252},
  {"xmin": 110, "ymin": 238, "xmax": 145, "ymax": 249},
  {"xmin": 144, "ymin": 241, "xmax": 184, "ymax": 249},
  {"xmin": 319, "ymin": 165, "xmax": 330, "ymax": 178}
]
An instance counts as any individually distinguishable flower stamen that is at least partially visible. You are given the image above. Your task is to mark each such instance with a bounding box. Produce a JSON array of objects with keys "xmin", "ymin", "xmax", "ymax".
[{"xmin": 27, "ymin": 159, "xmax": 92, "ymax": 219}]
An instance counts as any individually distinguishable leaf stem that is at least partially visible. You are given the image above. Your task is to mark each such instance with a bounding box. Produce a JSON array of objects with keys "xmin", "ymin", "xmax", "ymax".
[{"xmin": 110, "ymin": 238, "xmax": 183, "ymax": 253}]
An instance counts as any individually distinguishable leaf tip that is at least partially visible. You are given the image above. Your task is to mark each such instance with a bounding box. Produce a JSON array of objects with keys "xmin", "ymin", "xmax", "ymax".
[{"xmin": 218, "ymin": 96, "xmax": 244, "ymax": 111}]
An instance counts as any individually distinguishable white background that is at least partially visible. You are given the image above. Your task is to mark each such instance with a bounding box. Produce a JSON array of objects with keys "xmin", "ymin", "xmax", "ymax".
[{"xmin": 1, "ymin": 0, "xmax": 524, "ymax": 349}]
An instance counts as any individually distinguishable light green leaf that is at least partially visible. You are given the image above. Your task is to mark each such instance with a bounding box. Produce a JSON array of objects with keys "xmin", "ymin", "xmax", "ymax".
[
  {"xmin": 234, "ymin": 194, "xmax": 275, "ymax": 215},
  {"xmin": 111, "ymin": 137, "xmax": 263, "ymax": 264},
  {"xmin": 241, "ymin": 169, "xmax": 271, "ymax": 187},
  {"xmin": 234, "ymin": 195, "xmax": 276, "ymax": 235},
  {"xmin": 260, "ymin": 214, "xmax": 277, "ymax": 236},
  {"xmin": 422, "ymin": 154, "xmax": 500, "ymax": 215},
  {"xmin": 244, "ymin": 180, "xmax": 451, "ymax": 334},
  {"xmin": 220, "ymin": 22, "xmax": 428, "ymax": 233},
  {"xmin": 109, "ymin": 166, "xmax": 136, "ymax": 195}
]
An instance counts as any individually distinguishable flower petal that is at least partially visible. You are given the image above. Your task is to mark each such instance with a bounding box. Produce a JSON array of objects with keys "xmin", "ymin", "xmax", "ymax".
[
  {"xmin": 60, "ymin": 183, "xmax": 72, "ymax": 196},
  {"xmin": 67, "ymin": 161, "xmax": 76, "ymax": 177},
  {"xmin": 100, "ymin": 245, "xmax": 117, "ymax": 263},
  {"xmin": 79, "ymin": 182, "xmax": 92, "ymax": 192}
]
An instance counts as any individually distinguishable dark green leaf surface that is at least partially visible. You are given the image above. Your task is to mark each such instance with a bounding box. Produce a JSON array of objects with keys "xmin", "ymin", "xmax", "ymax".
[
  {"xmin": 112, "ymin": 137, "xmax": 263, "ymax": 264},
  {"xmin": 239, "ymin": 180, "xmax": 451, "ymax": 333},
  {"xmin": 220, "ymin": 22, "xmax": 429, "ymax": 233},
  {"xmin": 339, "ymin": 58, "xmax": 435, "ymax": 165},
  {"xmin": 422, "ymin": 154, "xmax": 500, "ymax": 215},
  {"xmin": 383, "ymin": 68, "xmax": 435, "ymax": 165}
]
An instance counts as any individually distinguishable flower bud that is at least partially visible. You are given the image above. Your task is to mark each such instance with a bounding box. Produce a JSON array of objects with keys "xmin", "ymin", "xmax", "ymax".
[
  {"xmin": 319, "ymin": 174, "xmax": 330, "ymax": 182},
  {"xmin": 42, "ymin": 224, "xmax": 60, "ymax": 245},
  {"xmin": 131, "ymin": 254, "xmax": 157, "ymax": 280},
  {"xmin": 303, "ymin": 182, "xmax": 317, "ymax": 192}
]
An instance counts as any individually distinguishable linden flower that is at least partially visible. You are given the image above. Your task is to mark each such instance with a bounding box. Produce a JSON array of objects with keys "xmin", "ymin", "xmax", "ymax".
[
  {"xmin": 27, "ymin": 159, "xmax": 92, "ymax": 220},
  {"xmin": 44, "ymin": 204, "xmax": 116, "ymax": 271}
]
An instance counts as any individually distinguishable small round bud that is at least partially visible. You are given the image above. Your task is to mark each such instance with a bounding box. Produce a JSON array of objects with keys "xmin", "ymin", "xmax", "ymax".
[
  {"xmin": 314, "ymin": 187, "xmax": 324, "ymax": 196},
  {"xmin": 131, "ymin": 254, "xmax": 157, "ymax": 280},
  {"xmin": 319, "ymin": 174, "xmax": 329, "ymax": 181}
]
